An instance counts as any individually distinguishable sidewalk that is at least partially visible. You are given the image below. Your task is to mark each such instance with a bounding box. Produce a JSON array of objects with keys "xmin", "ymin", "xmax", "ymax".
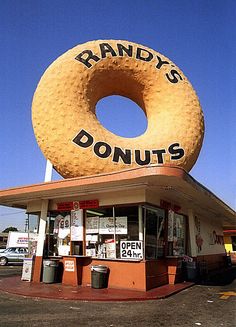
[{"xmin": 0, "ymin": 276, "xmax": 194, "ymax": 301}]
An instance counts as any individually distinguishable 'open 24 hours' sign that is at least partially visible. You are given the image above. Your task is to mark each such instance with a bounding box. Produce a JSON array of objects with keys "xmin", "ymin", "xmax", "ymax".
[{"xmin": 120, "ymin": 241, "xmax": 143, "ymax": 259}]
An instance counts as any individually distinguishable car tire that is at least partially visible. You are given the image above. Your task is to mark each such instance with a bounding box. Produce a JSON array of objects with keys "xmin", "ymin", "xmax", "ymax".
[{"xmin": 0, "ymin": 257, "xmax": 8, "ymax": 266}]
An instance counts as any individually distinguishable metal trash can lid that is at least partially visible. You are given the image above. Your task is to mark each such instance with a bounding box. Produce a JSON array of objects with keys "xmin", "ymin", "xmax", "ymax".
[
  {"xmin": 186, "ymin": 261, "xmax": 196, "ymax": 268},
  {"xmin": 91, "ymin": 265, "xmax": 108, "ymax": 273},
  {"xmin": 43, "ymin": 259, "xmax": 59, "ymax": 267}
]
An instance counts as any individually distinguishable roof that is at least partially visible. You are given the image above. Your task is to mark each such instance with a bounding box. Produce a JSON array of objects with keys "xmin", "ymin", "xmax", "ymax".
[{"xmin": 0, "ymin": 165, "xmax": 235, "ymax": 228}]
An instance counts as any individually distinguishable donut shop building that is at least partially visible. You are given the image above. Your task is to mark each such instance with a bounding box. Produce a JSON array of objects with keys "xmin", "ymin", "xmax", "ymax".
[
  {"xmin": 0, "ymin": 40, "xmax": 236, "ymax": 292},
  {"xmin": 0, "ymin": 165, "xmax": 235, "ymax": 291}
]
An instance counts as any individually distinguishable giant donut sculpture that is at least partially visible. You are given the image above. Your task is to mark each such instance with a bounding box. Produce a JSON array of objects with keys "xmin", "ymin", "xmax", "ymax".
[{"xmin": 32, "ymin": 40, "xmax": 204, "ymax": 178}]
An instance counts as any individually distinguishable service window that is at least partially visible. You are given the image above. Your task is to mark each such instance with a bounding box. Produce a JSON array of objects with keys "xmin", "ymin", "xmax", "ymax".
[
  {"xmin": 167, "ymin": 210, "xmax": 186, "ymax": 256},
  {"xmin": 45, "ymin": 212, "xmax": 71, "ymax": 256},
  {"xmin": 85, "ymin": 206, "xmax": 140, "ymax": 259},
  {"xmin": 115, "ymin": 206, "xmax": 140, "ymax": 259},
  {"xmin": 144, "ymin": 207, "xmax": 165, "ymax": 259}
]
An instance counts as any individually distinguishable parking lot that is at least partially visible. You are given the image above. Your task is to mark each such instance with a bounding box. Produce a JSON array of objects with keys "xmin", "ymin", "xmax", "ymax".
[{"xmin": 0, "ymin": 266, "xmax": 235, "ymax": 327}]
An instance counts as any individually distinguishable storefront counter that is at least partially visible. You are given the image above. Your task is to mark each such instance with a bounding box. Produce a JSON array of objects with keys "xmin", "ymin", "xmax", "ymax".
[
  {"xmin": 62, "ymin": 255, "xmax": 92, "ymax": 286},
  {"xmin": 60, "ymin": 256, "xmax": 184, "ymax": 290},
  {"xmin": 81, "ymin": 258, "xmax": 147, "ymax": 291}
]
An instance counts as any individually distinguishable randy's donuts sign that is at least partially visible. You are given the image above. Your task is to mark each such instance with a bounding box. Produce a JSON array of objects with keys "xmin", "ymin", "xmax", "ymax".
[{"xmin": 32, "ymin": 40, "xmax": 204, "ymax": 178}]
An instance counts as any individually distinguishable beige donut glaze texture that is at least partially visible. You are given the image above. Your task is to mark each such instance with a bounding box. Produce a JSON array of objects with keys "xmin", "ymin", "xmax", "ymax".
[{"xmin": 32, "ymin": 40, "xmax": 204, "ymax": 178}]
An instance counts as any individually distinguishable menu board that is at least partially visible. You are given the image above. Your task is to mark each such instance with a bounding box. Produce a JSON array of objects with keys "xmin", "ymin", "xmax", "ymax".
[
  {"xmin": 99, "ymin": 217, "xmax": 127, "ymax": 235},
  {"xmin": 21, "ymin": 258, "xmax": 34, "ymax": 281},
  {"xmin": 86, "ymin": 216, "xmax": 99, "ymax": 234},
  {"xmin": 71, "ymin": 210, "xmax": 83, "ymax": 241}
]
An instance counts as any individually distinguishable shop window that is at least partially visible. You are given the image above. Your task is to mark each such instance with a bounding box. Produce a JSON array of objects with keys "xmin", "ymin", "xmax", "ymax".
[
  {"xmin": 167, "ymin": 211, "xmax": 186, "ymax": 256},
  {"xmin": 232, "ymin": 236, "xmax": 236, "ymax": 251},
  {"xmin": 45, "ymin": 210, "xmax": 84, "ymax": 257},
  {"xmin": 144, "ymin": 207, "xmax": 165, "ymax": 259},
  {"xmin": 46, "ymin": 212, "xmax": 71, "ymax": 256},
  {"xmin": 85, "ymin": 206, "xmax": 141, "ymax": 259},
  {"xmin": 115, "ymin": 206, "xmax": 140, "ymax": 259}
]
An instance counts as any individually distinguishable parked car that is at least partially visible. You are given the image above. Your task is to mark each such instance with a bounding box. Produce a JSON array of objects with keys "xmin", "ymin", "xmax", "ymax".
[
  {"xmin": 0, "ymin": 247, "xmax": 6, "ymax": 253},
  {"xmin": 0, "ymin": 247, "xmax": 28, "ymax": 266}
]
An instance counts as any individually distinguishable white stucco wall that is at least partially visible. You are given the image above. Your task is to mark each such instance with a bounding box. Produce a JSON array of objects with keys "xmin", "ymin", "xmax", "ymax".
[{"xmin": 194, "ymin": 214, "xmax": 225, "ymax": 256}]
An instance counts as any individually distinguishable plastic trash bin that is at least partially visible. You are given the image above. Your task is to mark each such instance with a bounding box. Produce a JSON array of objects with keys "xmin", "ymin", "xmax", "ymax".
[
  {"xmin": 42, "ymin": 259, "xmax": 59, "ymax": 283},
  {"xmin": 91, "ymin": 265, "xmax": 109, "ymax": 289}
]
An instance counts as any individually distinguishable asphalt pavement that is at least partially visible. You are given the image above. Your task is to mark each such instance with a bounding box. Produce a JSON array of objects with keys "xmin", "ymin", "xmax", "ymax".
[{"xmin": 0, "ymin": 266, "xmax": 235, "ymax": 327}]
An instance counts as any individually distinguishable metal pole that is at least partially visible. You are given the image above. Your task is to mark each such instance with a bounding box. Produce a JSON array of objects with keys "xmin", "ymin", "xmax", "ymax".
[
  {"xmin": 44, "ymin": 160, "xmax": 53, "ymax": 182},
  {"xmin": 138, "ymin": 205, "xmax": 143, "ymax": 242},
  {"xmin": 113, "ymin": 207, "xmax": 116, "ymax": 259},
  {"xmin": 143, "ymin": 207, "xmax": 146, "ymax": 259}
]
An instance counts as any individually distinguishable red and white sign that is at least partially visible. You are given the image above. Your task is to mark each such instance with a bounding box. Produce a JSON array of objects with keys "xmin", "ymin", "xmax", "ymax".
[
  {"xmin": 57, "ymin": 202, "xmax": 74, "ymax": 211},
  {"xmin": 64, "ymin": 260, "xmax": 75, "ymax": 272},
  {"xmin": 79, "ymin": 200, "xmax": 99, "ymax": 209},
  {"xmin": 57, "ymin": 200, "xmax": 99, "ymax": 211}
]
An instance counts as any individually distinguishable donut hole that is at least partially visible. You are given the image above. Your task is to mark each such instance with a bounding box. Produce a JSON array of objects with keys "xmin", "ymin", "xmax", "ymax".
[
  {"xmin": 96, "ymin": 95, "xmax": 148, "ymax": 138},
  {"xmin": 86, "ymin": 67, "xmax": 147, "ymax": 111}
]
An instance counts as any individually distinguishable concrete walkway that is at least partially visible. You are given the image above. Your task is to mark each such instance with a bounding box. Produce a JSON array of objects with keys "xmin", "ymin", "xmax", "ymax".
[{"xmin": 0, "ymin": 276, "xmax": 194, "ymax": 301}]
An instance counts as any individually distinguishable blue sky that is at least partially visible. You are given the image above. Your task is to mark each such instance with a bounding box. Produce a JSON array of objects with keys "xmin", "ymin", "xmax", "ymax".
[{"xmin": 0, "ymin": 0, "xmax": 235, "ymax": 231}]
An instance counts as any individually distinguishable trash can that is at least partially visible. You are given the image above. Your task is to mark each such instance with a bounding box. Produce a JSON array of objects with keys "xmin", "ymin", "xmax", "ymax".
[
  {"xmin": 42, "ymin": 259, "xmax": 59, "ymax": 283},
  {"xmin": 186, "ymin": 261, "xmax": 198, "ymax": 281},
  {"xmin": 91, "ymin": 265, "xmax": 109, "ymax": 289}
]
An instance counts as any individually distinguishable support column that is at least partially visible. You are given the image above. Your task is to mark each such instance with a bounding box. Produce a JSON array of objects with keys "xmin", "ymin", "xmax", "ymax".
[
  {"xmin": 188, "ymin": 209, "xmax": 197, "ymax": 257},
  {"xmin": 33, "ymin": 199, "xmax": 49, "ymax": 282}
]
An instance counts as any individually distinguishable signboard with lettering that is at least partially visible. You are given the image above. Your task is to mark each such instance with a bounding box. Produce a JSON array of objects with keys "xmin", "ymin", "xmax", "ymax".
[
  {"xmin": 120, "ymin": 241, "xmax": 143, "ymax": 259},
  {"xmin": 71, "ymin": 210, "xmax": 83, "ymax": 241},
  {"xmin": 21, "ymin": 258, "xmax": 34, "ymax": 282},
  {"xmin": 79, "ymin": 199, "xmax": 99, "ymax": 209},
  {"xmin": 57, "ymin": 202, "xmax": 74, "ymax": 211},
  {"xmin": 99, "ymin": 217, "xmax": 127, "ymax": 235},
  {"xmin": 32, "ymin": 40, "xmax": 204, "ymax": 179},
  {"xmin": 86, "ymin": 216, "xmax": 99, "ymax": 234},
  {"xmin": 57, "ymin": 200, "xmax": 99, "ymax": 211},
  {"xmin": 64, "ymin": 260, "xmax": 75, "ymax": 272}
]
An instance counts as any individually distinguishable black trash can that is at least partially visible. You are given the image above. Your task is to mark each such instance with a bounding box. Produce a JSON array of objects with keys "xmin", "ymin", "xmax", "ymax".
[
  {"xmin": 42, "ymin": 259, "xmax": 59, "ymax": 283},
  {"xmin": 91, "ymin": 265, "xmax": 109, "ymax": 289},
  {"xmin": 186, "ymin": 261, "xmax": 198, "ymax": 281}
]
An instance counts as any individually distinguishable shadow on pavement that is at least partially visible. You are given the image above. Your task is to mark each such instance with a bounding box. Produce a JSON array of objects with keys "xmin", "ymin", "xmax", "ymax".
[{"xmin": 196, "ymin": 266, "xmax": 236, "ymax": 286}]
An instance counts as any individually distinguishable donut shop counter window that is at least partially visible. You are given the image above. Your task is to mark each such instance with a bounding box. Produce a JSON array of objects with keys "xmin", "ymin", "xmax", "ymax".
[
  {"xmin": 85, "ymin": 205, "xmax": 168, "ymax": 260},
  {"xmin": 167, "ymin": 211, "xmax": 187, "ymax": 257},
  {"xmin": 45, "ymin": 212, "xmax": 73, "ymax": 257},
  {"xmin": 85, "ymin": 206, "xmax": 140, "ymax": 260},
  {"xmin": 144, "ymin": 206, "xmax": 165, "ymax": 259}
]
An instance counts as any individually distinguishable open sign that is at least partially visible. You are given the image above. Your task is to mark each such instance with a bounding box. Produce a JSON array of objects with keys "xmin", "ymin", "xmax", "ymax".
[{"xmin": 120, "ymin": 241, "xmax": 143, "ymax": 259}]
